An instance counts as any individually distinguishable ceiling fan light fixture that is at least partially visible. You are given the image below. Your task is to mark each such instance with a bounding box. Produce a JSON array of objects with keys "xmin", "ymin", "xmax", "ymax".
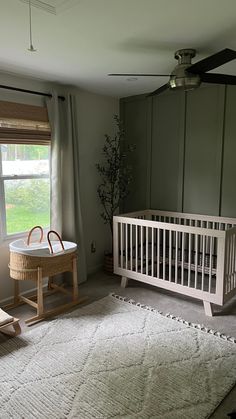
[
  {"xmin": 169, "ymin": 49, "xmax": 201, "ymax": 91},
  {"xmin": 169, "ymin": 73, "xmax": 201, "ymax": 91}
]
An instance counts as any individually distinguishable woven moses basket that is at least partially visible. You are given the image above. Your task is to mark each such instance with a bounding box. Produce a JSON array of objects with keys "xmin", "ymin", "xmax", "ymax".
[{"xmin": 9, "ymin": 226, "xmax": 77, "ymax": 281}]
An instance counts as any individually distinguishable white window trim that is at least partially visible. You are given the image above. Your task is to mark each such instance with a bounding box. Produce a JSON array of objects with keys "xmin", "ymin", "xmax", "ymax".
[{"xmin": 0, "ymin": 145, "xmax": 50, "ymax": 241}]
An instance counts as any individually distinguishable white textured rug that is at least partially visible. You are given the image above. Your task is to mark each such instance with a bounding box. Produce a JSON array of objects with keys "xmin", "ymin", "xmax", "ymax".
[{"xmin": 0, "ymin": 294, "xmax": 236, "ymax": 419}]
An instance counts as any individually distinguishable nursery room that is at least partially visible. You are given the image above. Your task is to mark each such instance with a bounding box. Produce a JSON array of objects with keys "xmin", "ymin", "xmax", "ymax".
[{"xmin": 0, "ymin": 0, "xmax": 236, "ymax": 418}]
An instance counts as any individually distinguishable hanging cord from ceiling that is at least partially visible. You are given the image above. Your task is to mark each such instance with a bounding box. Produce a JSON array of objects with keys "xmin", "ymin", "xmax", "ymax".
[{"xmin": 28, "ymin": 0, "xmax": 37, "ymax": 52}]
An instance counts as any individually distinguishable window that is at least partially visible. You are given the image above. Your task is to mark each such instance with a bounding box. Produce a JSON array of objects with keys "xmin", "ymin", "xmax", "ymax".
[
  {"xmin": 0, "ymin": 144, "xmax": 50, "ymax": 236},
  {"xmin": 0, "ymin": 101, "xmax": 51, "ymax": 238}
]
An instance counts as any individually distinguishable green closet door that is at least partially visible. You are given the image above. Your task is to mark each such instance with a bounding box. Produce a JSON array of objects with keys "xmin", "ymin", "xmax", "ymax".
[
  {"xmin": 151, "ymin": 90, "xmax": 185, "ymax": 211},
  {"xmin": 183, "ymin": 85, "xmax": 224, "ymax": 216},
  {"xmin": 121, "ymin": 97, "xmax": 148, "ymax": 212},
  {"xmin": 221, "ymin": 86, "xmax": 236, "ymax": 218}
]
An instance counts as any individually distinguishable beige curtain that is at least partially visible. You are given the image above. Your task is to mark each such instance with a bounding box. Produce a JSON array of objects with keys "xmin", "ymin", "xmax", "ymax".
[{"xmin": 46, "ymin": 93, "xmax": 87, "ymax": 283}]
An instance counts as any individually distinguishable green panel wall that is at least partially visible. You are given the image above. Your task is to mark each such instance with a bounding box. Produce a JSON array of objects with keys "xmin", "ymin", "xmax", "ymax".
[
  {"xmin": 121, "ymin": 96, "xmax": 148, "ymax": 212},
  {"xmin": 183, "ymin": 86, "xmax": 224, "ymax": 215},
  {"xmin": 151, "ymin": 91, "xmax": 185, "ymax": 211},
  {"xmin": 221, "ymin": 86, "xmax": 236, "ymax": 217},
  {"xmin": 121, "ymin": 84, "xmax": 236, "ymax": 218}
]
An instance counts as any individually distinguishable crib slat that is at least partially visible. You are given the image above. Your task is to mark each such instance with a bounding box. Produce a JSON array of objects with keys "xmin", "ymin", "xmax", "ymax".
[
  {"xmin": 228, "ymin": 236, "xmax": 233, "ymax": 292},
  {"xmin": 201, "ymin": 235, "xmax": 206, "ymax": 290},
  {"xmin": 206, "ymin": 221, "xmax": 209, "ymax": 254},
  {"xmin": 233, "ymin": 235, "xmax": 235, "ymax": 291},
  {"xmin": 121, "ymin": 223, "xmax": 123, "ymax": 269},
  {"xmin": 232, "ymin": 234, "xmax": 235, "ymax": 291},
  {"xmin": 229, "ymin": 235, "xmax": 232, "ymax": 293},
  {"xmin": 125, "ymin": 223, "xmax": 128, "ymax": 270},
  {"xmin": 229, "ymin": 234, "xmax": 232, "ymax": 292},
  {"xmin": 195, "ymin": 234, "xmax": 198, "ymax": 289},
  {"xmin": 225, "ymin": 234, "xmax": 229, "ymax": 293},
  {"xmin": 135, "ymin": 225, "xmax": 138, "ymax": 272},
  {"xmin": 181, "ymin": 232, "xmax": 185, "ymax": 285},
  {"xmin": 169, "ymin": 230, "xmax": 172, "ymax": 281},
  {"xmin": 141, "ymin": 226, "xmax": 143, "ymax": 274},
  {"xmin": 146, "ymin": 226, "xmax": 149, "ymax": 275},
  {"xmin": 163, "ymin": 229, "xmax": 166, "ymax": 280},
  {"xmin": 234, "ymin": 234, "xmax": 236, "ymax": 290},
  {"xmin": 228, "ymin": 235, "xmax": 231, "ymax": 294},
  {"xmin": 157, "ymin": 228, "xmax": 160, "ymax": 278},
  {"xmin": 118, "ymin": 223, "xmax": 120, "ymax": 268},
  {"xmin": 228, "ymin": 235, "xmax": 231, "ymax": 293},
  {"xmin": 188, "ymin": 233, "xmax": 191, "ymax": 287},
  {"xmin": 151, "ymin": 227, "xmax": 154, "ymax": 277},
  {"xmin": 130, "ymin": 223, "xmax": 132, "ymax": 270},
  {"xmin": 208, "ymin": 236, "xmax": 213, "ymax": 293},
  {"xmin": 232, "ymin": 235, "xmax": 235, "ymax": 291},
  {"xmin": 230, "ymin": 235, "xmax": 234, "ymax": 292},
  {"xmin": 175, "ymin": 231, "xmax": 178, "ymax": 283}
]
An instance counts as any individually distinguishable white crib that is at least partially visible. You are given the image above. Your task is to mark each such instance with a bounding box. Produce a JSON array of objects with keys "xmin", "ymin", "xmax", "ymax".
[{"xmin": 113, "ymin": 209, "xmax": 236, "ymax": 316}]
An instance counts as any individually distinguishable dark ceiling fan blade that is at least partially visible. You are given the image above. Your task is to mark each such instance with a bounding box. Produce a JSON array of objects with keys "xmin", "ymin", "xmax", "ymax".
[
  {"xmin": 200, "ymin": 72, "xmax": 236, "ymax": 85},
  {"xmin": 147, "ymin": 83, "xmax": 169, "ymax": 97},
  {"xmin": 187, "ymin": 48, "xmax": 236, "ymax": 74},
  {"xmin": 108, "ymin": 73, "xmax": 171, "ymax": 76}
]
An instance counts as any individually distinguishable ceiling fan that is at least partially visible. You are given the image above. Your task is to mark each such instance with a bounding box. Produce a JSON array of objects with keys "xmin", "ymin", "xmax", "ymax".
[{"xmin": 109, "ymin": 48, "xmax": 236, "ymax": 96}]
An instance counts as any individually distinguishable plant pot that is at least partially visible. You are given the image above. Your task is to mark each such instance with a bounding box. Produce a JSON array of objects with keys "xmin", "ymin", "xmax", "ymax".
[{"xmin": 104, "ymin": 253, "xmax": 114, "ymax": 273}]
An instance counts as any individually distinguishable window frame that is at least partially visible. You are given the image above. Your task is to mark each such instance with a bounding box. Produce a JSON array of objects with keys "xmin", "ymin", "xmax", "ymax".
[{"xmin": 0, "ymin": 144, "xmax": 50, "ymax": 241}]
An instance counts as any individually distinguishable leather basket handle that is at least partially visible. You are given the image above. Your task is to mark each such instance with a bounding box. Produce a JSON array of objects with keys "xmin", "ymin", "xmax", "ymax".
[
  {"xmin": 27, "ymin": 226, "xmax": 44, "ymax": 246},
  {"xmin": 47, "ymin": 230, "xmax": 65, "ymax": 254}
]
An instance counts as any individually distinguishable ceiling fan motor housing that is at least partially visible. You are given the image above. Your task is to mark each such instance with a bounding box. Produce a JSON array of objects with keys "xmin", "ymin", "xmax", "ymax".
[{"xmin": 169, "ymin": 48, "xmax": 201, "ymax": 90}]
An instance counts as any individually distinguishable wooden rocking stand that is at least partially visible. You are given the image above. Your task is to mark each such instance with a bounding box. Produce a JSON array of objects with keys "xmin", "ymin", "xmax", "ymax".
[
  {"xmin": 0, "ymin": 318, "xmax": 21, "ymax": 337},
  {"xmin": 5, "ymin": 228, "xmax": 87, "ymax": 325}
]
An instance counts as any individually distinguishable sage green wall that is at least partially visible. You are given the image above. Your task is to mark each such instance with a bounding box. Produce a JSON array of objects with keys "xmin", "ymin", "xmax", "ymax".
[
  {"xmin": 183, "ymin": 86, "xmax": 224, "ymax": 215},
  {"xmin": 0, "ymin": 72, "xmax": 118, "ymax": 303},
  {"xmin": 121, "ymin": 84, "xmax": 236, "ymax": 218},
  {"xmin": 151, "ymin": 91, "xmax": 185, "ymax": 212},
  {"xmin": 120, "ymin": 95, "xmax": 149, "ymax": 212},
  {"xmin": 221, "ymin": 86, "xmax": 236, "ymax": 217}
]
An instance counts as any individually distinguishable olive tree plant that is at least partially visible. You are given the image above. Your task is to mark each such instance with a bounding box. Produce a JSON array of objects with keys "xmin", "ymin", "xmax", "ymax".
[{"xmin": 96, "ymin": 115, "xmax": 135, "ymax": 249}]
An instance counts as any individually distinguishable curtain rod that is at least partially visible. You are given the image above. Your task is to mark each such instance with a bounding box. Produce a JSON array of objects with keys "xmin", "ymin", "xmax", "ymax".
[{"xmin": 0, "ymin": 84, "xmax": 65, "ymax": 101}]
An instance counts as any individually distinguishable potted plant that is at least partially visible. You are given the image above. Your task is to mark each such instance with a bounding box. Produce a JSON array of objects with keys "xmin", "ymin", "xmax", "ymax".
[{"xmin": 96, "ymin": 115, "xmax": 135, "ymax": 272}]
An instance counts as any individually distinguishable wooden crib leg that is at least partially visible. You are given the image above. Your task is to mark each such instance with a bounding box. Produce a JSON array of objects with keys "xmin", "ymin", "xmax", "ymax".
[
  {"xmin": 121, "ymin": 276, "xmax": 129, "ymax": 288},
  {"xmin": 203, "ymin": 301, "xmax": 213, "ymax": 316}
]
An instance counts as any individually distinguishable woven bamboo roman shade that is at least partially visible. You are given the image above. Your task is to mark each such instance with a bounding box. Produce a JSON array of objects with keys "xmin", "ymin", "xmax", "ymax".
[{"xmin": 0, "ymin": 101, "xmax": 51, "ymax": 144}]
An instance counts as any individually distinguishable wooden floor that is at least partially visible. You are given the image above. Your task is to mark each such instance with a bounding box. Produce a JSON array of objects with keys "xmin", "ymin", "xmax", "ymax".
[{"xmin": 1, "ymin": 271, "xmax": 236, "ymax": 419}]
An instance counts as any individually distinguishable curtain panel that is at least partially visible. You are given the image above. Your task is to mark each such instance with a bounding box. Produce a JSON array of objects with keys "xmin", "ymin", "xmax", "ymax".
[{"xmin": 46, "ymin": 93, "xmax": 87, "ymax": 284}]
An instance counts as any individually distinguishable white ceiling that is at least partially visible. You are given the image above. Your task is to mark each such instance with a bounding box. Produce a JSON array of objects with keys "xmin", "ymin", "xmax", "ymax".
[{"xmin": 1, "ymin": 0, "xmax": 236, "ymax": 98}]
